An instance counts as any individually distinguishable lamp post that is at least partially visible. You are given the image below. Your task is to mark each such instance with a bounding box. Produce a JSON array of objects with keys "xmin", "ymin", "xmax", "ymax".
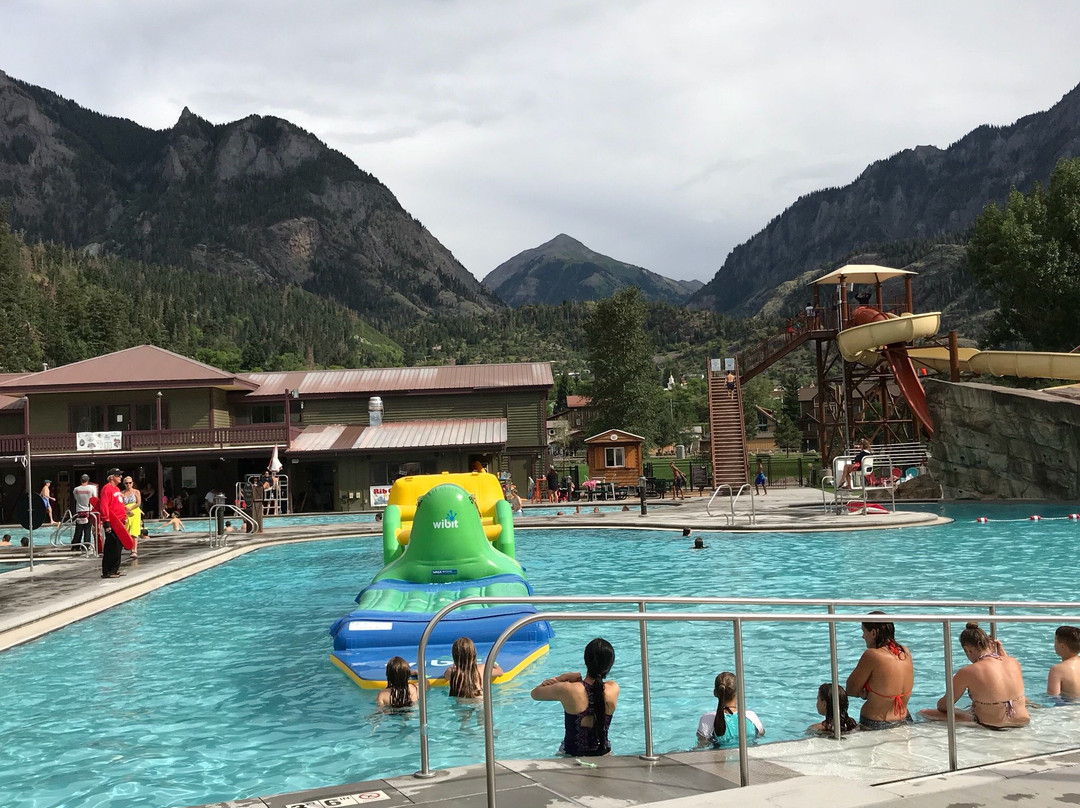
[{"xmin": 22, "ymin": 396, "xmax": 33, "ymax": 572}]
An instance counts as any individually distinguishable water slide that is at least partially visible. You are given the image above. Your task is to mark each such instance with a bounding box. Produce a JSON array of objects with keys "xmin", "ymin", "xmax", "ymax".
[
  {"xmin": 835, "ymin": 308, "xmax": 941, "ymax": 435},
  {"xmin": 907, "ymin": 347, "xmax": 1080, "ymax": 380}
]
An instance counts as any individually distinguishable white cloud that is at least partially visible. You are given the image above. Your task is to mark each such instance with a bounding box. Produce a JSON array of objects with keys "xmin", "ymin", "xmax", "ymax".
[{"xmin": 3, "ymin": 0, "xmax": 1080, "ymax": 281}]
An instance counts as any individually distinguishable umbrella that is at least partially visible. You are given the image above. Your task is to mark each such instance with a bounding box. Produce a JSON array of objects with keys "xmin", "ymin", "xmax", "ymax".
[
  {"xmin": 268, "ymin": 445, "xmax": 283, "ymax": 473},
  {"xmin": 811, "ymin": 264, "xmax": 917, "ymax": 285}
]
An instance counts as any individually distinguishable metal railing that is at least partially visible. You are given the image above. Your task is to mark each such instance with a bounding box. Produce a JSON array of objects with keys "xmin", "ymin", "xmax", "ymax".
[
  {"xmin": 237, "ymin": 474, "xmax": 292, "ymax": 516},
  {"xmin": 409, "ymin": 594, "xmax": 1080, "ymax": 808},
  {"xmin": 821, "ymin": 471, "xmax": 897, "ymax": 514},
  {"xmin": 49, "ymin": 509, "xmax": 100, "ymax": 557},
  {"xmin": 207, "ymin": 504, "xmax": 258, "ymax": 546},
  {"xmin": 51, "ymin": 509, "xmax": 75, "ymax": 546},
  {"xmin": 706, "ymin": 483, "xmax": 757, "ymax": 525},
  {"xmin": 730, "ymin": 483, "xmax": 757, "ymax": 525}
]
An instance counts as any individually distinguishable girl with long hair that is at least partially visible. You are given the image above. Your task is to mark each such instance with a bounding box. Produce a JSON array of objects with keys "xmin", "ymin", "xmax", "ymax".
[
  {"xmin": 442, "ymin": 637, "xmax": 503, "ymax": 699},
  {"xmin": 531, "ymin": 638, "xmax": 619, "ymax": 756},
  {"xmin": 696, "ymin": 671, "xmax": 764, "ymax": 747},
  {"xmin": 808, "ymin": 682, "xmax": 858, "ymax": 734},
  {"xmin": 376, "ymin": 656, "xmax": 419, "ymax": 709},
  {"xmin": 846, "ymin": 611, "xmax": 914, "ymax": 729}
]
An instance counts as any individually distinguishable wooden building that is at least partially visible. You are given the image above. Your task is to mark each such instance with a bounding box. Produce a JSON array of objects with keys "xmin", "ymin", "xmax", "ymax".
[
  {"xmin": 584, "ymin": 429, "xmax": 645, "ymax": 489},
  {"xmin": 0, "ymin": 346, "xmax": 552, "ymax": 517}
]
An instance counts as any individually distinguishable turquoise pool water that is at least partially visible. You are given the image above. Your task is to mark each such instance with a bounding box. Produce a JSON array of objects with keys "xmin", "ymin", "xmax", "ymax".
[
  {"xmin": 519, "ymin": 504, "xmax": 643, "ymax": 517},
  {"xmin": 3, "ymin": 504, "xmax": 1080, "ymax": 807},
  {"xmin": 3, "ymin": 511, "xmax": 377, "ymax": 546}
]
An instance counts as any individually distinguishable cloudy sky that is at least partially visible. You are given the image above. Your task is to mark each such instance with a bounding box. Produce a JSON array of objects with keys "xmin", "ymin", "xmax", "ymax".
[{"xmin": 4, "ymin": 1, "xmax": 1080, "ymax": 282}]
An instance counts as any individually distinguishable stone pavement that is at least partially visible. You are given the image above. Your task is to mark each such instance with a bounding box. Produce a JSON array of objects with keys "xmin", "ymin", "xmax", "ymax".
[{"xmin": 184, "ymin": 745, "xmax": 1080, "ymax": 808}]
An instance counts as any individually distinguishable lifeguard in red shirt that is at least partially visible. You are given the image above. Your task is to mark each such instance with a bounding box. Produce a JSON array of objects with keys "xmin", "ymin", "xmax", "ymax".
[{"xmin": 99, "ymin": 468, "xmax": 134, "ymax": 578}]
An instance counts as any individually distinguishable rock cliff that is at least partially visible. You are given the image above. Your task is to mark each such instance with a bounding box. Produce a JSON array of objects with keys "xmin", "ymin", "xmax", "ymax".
[
  {"xmin": 927, "ymin": 380, "xmax": 1080, "ymax": 499},
  {"xmin": 0, "ymin": 70, "xmax": 501, "ymax": 327}
]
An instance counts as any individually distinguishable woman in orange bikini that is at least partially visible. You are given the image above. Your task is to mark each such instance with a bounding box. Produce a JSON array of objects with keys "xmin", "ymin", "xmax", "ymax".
[
  {"xmin": 919, "ymin": 622, "xmax": 1029, "ymax": 729},
  {"xmin": 845, "ymin": 612, "xmax": 914, "ymax": 729}
]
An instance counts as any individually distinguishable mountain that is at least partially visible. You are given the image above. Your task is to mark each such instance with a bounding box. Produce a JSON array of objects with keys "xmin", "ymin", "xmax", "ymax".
[
  {"xmin": 691, "ymin": 82, "xmax": 1080, "ymax": 316},
  {"xmin": 0, "ymin": 69, "xmax": 502, "ymax": 328},
  {"xmin": 482, "ymin": 234, "xmax": 702, "ymax": 306}
]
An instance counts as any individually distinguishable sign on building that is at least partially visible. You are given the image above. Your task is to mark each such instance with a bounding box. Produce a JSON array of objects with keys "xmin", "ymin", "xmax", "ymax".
[
  {"xmin": 369, "ymin": 486, "xmax": 392, "ymax": 507},
  {"xmin": 76, "ymin": 432, "xmax": 123, "ymax": 451}
]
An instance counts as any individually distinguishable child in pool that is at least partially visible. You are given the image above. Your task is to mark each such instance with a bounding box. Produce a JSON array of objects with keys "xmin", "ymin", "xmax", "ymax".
[
  {"xmin": 807, "ymin": 682, "xmax": 858, "ymax": 734},
  {"xmin": 442, "ymin": 637, "xmax": 503, "ymax": 699},
  {"xmin": 1048, "ymin": 625, "xmax": 1080, "ymax": 700},
  {"xmin": 696, "ymin": 672, "xmax": 764, "ymax": 747},
  {"xmin": 376, "ymin": 656, "xmax": 420, "ymax": 709}
]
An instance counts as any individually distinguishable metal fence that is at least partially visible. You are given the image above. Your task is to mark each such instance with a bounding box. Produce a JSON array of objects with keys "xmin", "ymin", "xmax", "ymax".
[{"xmin": 410, "ymin": 594, "xmax": 1080, "ymax": 808}]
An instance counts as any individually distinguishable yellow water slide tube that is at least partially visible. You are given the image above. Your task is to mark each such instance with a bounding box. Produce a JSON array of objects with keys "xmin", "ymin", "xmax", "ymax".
[
  {"xmin": 906, "ymin": 348, "xmax": 1080, "ymax": 380},
  {"xmin": 835, "ymin": 312, "xmax": 942, "ymax": 362}
]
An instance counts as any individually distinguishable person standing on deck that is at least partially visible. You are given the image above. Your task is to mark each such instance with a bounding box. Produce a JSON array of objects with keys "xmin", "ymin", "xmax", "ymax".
[
  {"xmin": 71, "ymin": 474, "xmax": 97, "ymax": 551},
  {"xmin": 40, "ymin": 479, "xmax": 57, "ymax": 526},
  {"xmin": 99, "ymin": 469, "xmax": 134, "ymax": 578}
]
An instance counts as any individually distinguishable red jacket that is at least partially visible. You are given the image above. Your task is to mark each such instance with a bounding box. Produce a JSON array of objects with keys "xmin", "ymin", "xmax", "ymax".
[{"xmin": 100, "ymin": 481, "xmax": 134, "ymax": 550}]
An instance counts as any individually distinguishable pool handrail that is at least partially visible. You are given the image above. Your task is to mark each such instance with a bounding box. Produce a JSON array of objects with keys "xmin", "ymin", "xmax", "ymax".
[
  {"xmin": 705, "ymin": 484, "xmax": 734, "ymax": 522},
  {"xmin": 414, "ymin": 593, "xmax": 1080, "ymax": 780},
  {"xmin": 479, "ymin": 609, "xmax": 1080, "ymax": 808},
  {"xmin": 207, "ymin": 503, "xmax": 258, "ymax": 546},
  {"xmin": 730, "ymin": 483, "xmax": 756, "ymax": 524}
]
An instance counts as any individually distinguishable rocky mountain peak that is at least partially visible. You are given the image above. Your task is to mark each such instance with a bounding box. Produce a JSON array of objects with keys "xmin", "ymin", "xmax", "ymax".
[
  {"xmin": 690, "ymin": 79, "xmax": 1080, "ymax": 315},
  {"xmin": 483, "ymin": 235, "xmax": 701, "ymax": 307},
  {"xmin": 0, "ymin": 69, "xmax": 501, "ymax": 326}
]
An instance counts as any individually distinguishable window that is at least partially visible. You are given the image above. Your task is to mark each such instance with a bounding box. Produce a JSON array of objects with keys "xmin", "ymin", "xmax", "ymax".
[
  {"xmin": 69, "ymin": 405, "xmax": 104, "ymax": 433},
  {"xmin": 134, "ymin": 403, "xmax": 169, "ymax": 430},
  {"xmin": 250, "ymin": 404, "xmax": 285, "ymax": 424},
  {"xmin": 249, "ymin": 404, "xmax": 300, "ymax": 424},
  {"xmin": 108, "ymin": 404, "xmax": 132, "ymax": 431},
  {"xmin": 370, "ymin": 459, "xmax": 436, "ymax": 486},
  {"xmin": 604, "ymin": 447, "xmax": 625, "ymax": 468}
]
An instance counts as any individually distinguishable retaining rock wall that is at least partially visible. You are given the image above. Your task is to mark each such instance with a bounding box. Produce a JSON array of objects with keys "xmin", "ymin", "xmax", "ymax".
[{"xmin": 926, "ymin": 380, "xmax": 1080, "ymax": 500}]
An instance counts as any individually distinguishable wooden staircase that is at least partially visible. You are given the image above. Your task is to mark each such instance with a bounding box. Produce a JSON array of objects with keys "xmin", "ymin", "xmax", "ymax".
[{"xmin": 708, "ymin": 361, "xmax": 749, "ymax": 488}]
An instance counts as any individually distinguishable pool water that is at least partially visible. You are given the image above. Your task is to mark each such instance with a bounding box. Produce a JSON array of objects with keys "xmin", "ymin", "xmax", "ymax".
[
  {"xmin": 4, "ymin": 505, "xmax": 1080, "ymax": 807},
  {"xmin": 3, "ymin": 511, "xmax": 377, "ymax": 546},
  {"xmin": 519, "ymin": 504, "xmax": 642, "ymax": 517}
]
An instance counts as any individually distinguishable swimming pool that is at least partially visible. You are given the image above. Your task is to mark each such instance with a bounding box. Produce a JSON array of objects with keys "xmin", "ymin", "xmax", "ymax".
[
  {"xmin": 519, "ymin": 504, "xmax": 647, "ymax": 517},
  {"xmin": 3, "ymin": 505, "xmax": 1080, "ymax": 807},
  {"xmin": 1, "ymin": 511, "xmax": 378, "ymax": 545}
]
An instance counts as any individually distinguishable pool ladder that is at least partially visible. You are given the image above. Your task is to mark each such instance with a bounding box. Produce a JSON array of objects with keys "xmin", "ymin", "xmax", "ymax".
[
  {"xmin": 706, "ymin": 483, "xmax": 756, "ymax": 525},
  {"xmin": 207, "ymin": 504, "xmax": 259, "ymax": 547},
  {"xmin": 51, "ymin": 509, "xmax": 98, "ymax": 557}
]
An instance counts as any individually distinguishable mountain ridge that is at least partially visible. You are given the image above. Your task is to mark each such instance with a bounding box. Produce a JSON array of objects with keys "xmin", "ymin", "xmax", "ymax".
[
  {"xmin": 0, "ymin": 69, "xmax": 503, "ymax": 328},
  {"xmin": 483, "ymin": 233, "xmax": 701, "ymax": 306},
  {"xmin": 690, "ymin": 81, "xmax": 1080, "ymax": 315}
]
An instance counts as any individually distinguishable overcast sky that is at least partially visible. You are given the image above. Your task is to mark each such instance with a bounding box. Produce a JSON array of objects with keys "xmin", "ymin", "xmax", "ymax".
[{"xmin": 4, "ymin": 1, "xmax": 1080, "ymax": 282}]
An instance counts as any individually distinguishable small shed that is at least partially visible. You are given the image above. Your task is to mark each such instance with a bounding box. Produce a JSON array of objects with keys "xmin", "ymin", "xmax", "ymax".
[{"xmin": 584, "ymin": 429, "xmax": 645, "ymax": 489}]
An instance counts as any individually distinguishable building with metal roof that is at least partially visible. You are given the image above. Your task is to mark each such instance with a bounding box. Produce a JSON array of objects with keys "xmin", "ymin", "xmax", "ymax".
[{"xmin": 0, "ymin": 347, "xmax": 552, "ymax": 519}]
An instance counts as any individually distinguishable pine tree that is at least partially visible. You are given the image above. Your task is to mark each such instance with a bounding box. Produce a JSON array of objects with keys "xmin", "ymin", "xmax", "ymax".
[{"xmin": 584, "ymin": 287, "xmax": 662, "ymax": 443}]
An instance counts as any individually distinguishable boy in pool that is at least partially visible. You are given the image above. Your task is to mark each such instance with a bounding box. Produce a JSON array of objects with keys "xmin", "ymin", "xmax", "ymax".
[{"xmin": 1048, "ymin": 625, "xmax": 1080, "ymax": 700}]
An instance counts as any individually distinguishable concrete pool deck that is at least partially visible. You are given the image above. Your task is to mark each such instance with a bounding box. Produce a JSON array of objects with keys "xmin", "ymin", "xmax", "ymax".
[
  {"xmin": 180, "ymin": 736, "xmax": 1080, "ymax": 808},
  {"xmin": 2, "ymin": 488, "xmax": 974, "ymax": 808}
]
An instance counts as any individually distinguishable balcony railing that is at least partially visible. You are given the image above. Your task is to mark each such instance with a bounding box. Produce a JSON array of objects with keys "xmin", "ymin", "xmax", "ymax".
[{"xmin": 0, "ymin": 424, "xmax": 289, "ymax": 455}]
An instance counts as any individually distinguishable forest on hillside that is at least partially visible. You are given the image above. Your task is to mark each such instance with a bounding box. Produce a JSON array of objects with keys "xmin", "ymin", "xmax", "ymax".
[
  {"xmin": 0, "ymin": 209, "xmax": 402, "ymax": 375},
  {"xmin": 0, "ymin": 210, "xmax": 760, "ymax": 379}
]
